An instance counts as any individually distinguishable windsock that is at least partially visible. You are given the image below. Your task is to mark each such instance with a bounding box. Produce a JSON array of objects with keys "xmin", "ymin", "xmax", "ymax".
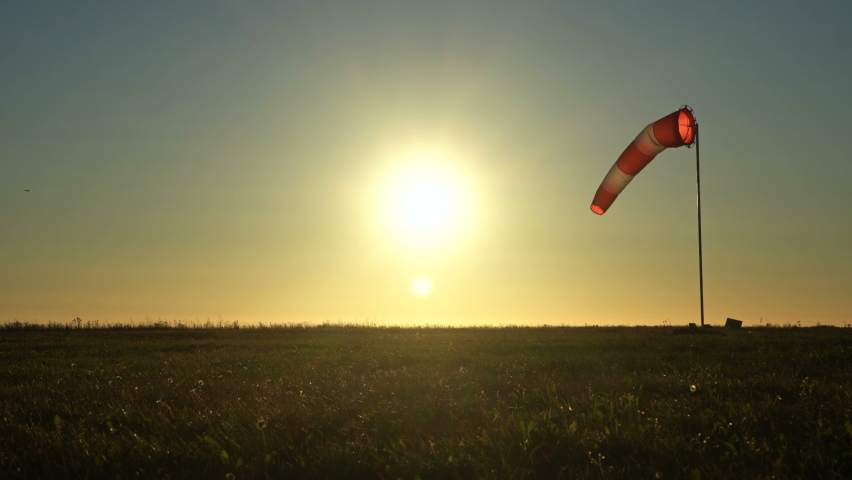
[{"xmin": 591, "ymin": 107, "xmax": 696, "ymax": 215}]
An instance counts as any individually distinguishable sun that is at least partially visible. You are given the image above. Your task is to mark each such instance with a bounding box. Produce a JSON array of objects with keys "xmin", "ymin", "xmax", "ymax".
[
  {"xmin": 383, "ymin": 160, "xmax": 469, "ymax": 246},
  {"xmin": 402, "ymin": 182, "xmax": 450, "ymax": 229},
  {"xmin": 411, "ymin": 276, "xmax": 434, "ymax": 296}
]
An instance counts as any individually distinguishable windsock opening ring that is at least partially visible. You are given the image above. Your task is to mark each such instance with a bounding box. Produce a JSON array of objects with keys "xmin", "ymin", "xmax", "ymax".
[{"xmin": 678, "ymin": 105, "xmax": 697, "ymax": 147}]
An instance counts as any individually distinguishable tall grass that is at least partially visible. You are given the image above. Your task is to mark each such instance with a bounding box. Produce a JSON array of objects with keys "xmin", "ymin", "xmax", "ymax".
[{"xmin": 1, "ymin": 325, "xmax": 851, "ymax": 479}]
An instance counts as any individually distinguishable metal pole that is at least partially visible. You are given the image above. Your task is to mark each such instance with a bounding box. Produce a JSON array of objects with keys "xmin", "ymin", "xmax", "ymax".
[{"xmin": 695, "ymin": 126, "xmax": 705, "ymax": 327}]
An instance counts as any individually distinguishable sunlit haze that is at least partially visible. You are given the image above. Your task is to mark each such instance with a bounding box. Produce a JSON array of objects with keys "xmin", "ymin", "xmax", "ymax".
[{"xmin": 1, "ymin": 1, "xmax": 850, "ymax": 326}]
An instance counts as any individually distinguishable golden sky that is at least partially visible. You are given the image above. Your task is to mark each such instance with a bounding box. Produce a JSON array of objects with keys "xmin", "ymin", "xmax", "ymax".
[{"xmin": 2, "ymin": 1, "xmax": 851, "ymax": 326}]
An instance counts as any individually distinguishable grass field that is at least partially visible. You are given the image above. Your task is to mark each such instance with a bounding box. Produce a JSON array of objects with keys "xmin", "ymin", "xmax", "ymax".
[{"xmin": 2, "ymin": 323, "xmax": 851, "ymax": 479}]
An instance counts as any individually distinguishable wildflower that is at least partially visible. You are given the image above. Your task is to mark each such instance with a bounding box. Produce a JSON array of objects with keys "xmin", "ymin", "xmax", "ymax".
[
  {"xmin": 256, "ymin": 417, "xmax": 267, "ymax": 430},
  {"xmin": 690, "ymin": 385, "xmax": 697, "ymax": 393}
]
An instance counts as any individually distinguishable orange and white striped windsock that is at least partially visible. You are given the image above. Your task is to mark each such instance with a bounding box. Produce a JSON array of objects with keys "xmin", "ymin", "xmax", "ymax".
[{"xmin": 591, "ymin": 107, "xmax": 697, "ymax": 215}]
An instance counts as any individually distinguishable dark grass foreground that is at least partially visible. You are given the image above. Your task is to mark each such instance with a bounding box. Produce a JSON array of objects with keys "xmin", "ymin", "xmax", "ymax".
[{"xmin": 2, "ymin": 325, "xmax": 852, "ymax": 479}]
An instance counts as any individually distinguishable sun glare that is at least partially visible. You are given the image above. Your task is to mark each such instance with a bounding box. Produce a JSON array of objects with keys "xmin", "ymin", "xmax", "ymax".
[{"xmin": 411, "ymin": 276, "xmax": 433, "ymax": 296}]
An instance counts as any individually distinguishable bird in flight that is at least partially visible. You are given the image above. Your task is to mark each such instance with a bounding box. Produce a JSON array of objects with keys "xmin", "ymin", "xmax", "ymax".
[{"xmin": 24, "ymin": 189, "xmax": 30, "ymax": 192}]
